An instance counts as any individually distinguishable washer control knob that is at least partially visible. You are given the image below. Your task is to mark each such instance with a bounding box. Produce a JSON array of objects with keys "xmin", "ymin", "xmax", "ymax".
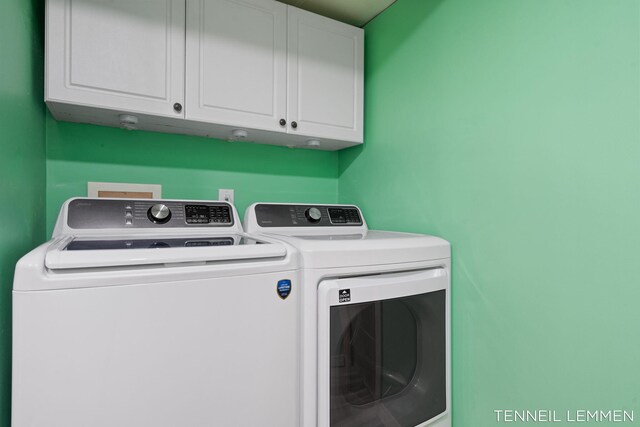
[
  {"xmin": 147, "ymin": 204, "xmax": 172, "ymax": 224},
  {"xmin": 305, "ymin": 207, "xmax": 322, "ymax": 223}
]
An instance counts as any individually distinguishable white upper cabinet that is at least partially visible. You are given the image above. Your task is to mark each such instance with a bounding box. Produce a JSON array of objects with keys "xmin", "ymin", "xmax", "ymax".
[
  {"xmin": 185, "ymin": 0, "xmax": 288, "ymax": 132},
  {"xmin": 46, "ymin": 0, "xmax": 186, "ymax": 118},
  {"xmin": 287, "ymin": 7, "xmax": 364, "ymax": 143},
  {"xmin": 45, "ymin": 0, "xmax": 364, "ymax": 150}
]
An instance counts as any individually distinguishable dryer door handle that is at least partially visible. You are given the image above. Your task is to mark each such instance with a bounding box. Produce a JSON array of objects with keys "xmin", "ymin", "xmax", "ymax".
[{"xmin": 318, "ymin": 267, "xmax": 447, "ymax": 307}]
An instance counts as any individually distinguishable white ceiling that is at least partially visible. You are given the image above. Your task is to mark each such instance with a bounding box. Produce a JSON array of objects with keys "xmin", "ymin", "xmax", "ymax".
[{"xmin": 278, "ymin": 0, "xmax": 396, "ymax": 27}]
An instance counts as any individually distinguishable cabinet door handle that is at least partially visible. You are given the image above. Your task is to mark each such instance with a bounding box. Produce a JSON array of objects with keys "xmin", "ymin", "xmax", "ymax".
[
  {"xmin": 173, "ymin": 103, "xmax": 183, "ymax": 113},
  {"xmin": 279, "ymin": 118, "xmax": 287, "ymax": 126},
  {"xmin": 291, "ymin": 121, "xmax": 298, "ymax": 129}
]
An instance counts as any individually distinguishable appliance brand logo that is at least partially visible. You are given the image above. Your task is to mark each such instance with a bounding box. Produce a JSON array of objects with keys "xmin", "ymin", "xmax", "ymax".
[
  {"xmin": 339, "ymin": 289, "xmax": 351, "ymax": 303},
  {"xmin": 277, "ymin": 279, "xmax": 292, "ymax": 300}
]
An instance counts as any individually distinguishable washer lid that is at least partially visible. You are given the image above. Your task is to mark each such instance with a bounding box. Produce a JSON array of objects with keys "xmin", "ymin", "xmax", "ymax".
[
  {"xmin": 268, "ymin": 230, "xmax": 450, "ymax": 269},
  {"xmin": 45, "ymin": 235, "xmax": 287, "ymax": 270}
]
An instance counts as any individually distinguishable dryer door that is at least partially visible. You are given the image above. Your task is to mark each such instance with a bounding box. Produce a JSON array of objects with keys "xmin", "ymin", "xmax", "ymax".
[{"xmin": 318, "ymin": 268, "xmax": 449, "ymax": 427}]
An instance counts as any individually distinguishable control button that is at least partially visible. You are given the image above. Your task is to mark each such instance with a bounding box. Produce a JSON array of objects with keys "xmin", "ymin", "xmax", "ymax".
[
  {"xmin": 125, "ymin": 211, "xmax": 133, "ymax": 218},
  {"xmin": 305, "ymin": 207, "xmax": 322, "ymax": 223},
  {"xmin": 125, "ymin": 219, "xmax": 133, "ymax": 225},
  {"xmin": 147, "ymin": 204, "xmax": 172, "ymax": 224}
]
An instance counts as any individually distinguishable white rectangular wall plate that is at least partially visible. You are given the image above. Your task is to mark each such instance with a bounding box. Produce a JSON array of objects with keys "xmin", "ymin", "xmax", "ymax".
[{"xmin": 218, "ymin": 189, "xmax": 234, "ymax": 204}]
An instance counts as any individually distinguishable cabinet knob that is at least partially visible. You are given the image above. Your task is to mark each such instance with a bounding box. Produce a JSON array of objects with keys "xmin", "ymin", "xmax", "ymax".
[
  {"xmin": 291, "ymin": 121, "xmax": 298, "ymax": 129},
  {"xmin": 279, "ymin": 118, "xmax": 286, "ymax": 126},
  {"xmin": 173, "ymin": 103, "xmax": 183, "ymax": 113}
]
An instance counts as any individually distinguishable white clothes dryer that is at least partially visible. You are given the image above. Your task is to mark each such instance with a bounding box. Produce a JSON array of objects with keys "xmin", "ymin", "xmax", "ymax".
[
  {"xmin": 244, "ymin": 203, "xmax": 451, "ymax": 427},
  {"xmin": 13, "ymin": 198, "xmax": 300, "ymax": 427}
]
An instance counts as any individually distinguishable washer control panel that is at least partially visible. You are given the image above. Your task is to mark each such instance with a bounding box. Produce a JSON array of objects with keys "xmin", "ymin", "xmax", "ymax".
[
  {"xmin": 254, "ymin": 204, "xmax": 363, "ymax": 227},
  {"xmin": 67, "ymin": 199, "xmax": 234, "ymax": 229}
]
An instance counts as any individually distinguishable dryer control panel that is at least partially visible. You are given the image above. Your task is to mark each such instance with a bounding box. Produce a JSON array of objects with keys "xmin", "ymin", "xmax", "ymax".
[
  {"xmin": 66, "ymin": 198, "xmax": 234, "ymax": 229},
  {"xmin": 253, "ymin": 204, "xmax": 363, "ymax": 227}
]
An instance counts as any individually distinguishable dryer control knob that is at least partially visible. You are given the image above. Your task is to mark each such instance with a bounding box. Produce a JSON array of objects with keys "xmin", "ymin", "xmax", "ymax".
[
  {"xmin": 305, "ymin": 207, "xmax": 322, "ymax": 223},
  {"xmin": 148, "ymin": 204, "xmax": 172, "ymax": 224}
]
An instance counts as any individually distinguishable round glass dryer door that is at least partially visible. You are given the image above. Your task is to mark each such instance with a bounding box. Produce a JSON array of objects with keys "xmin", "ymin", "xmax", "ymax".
[{"xmin": 318, "ymin": 268, "xmax": 449, "ymax": 427}]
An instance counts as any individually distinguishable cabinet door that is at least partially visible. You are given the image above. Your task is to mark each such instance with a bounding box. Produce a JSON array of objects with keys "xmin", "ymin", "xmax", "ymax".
[
  {"xmin": 287, "ymin": 7, "xmax": 364, "ymax": 143},
  {"xmin": 46, "ymin": 0, "xmax": 186, "ymax": 118},
  {"xmin": 185, "ymin": 0, "xmax": 287, "ymax": 132}
]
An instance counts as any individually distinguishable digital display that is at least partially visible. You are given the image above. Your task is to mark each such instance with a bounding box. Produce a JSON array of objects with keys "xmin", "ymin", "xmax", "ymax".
[
  {"xmin": 185, "ymin": 205, "xmax": 231, "ymax": 225},
  {"xmin": 185, "ymin": 205, "xmax": 210, "ymax": 224},
  {"xmin": 329, "ymin": 208, "xmax": 361, "ymax": 225},
  {"xmin": 329, "ymin": 208, "xmax": 347, "ymax": 223}
]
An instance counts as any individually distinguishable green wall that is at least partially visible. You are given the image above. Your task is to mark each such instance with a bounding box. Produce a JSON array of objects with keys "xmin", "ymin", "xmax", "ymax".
[
  {"xmin": 46, "ymin": 118, "xmax": 338, "ymax": 235},
  {"xmin": 0, "ymin": 0, "xmax": 46, "ymax": 424},
  {"xmin": 6, "ymin": 0, "xmax": 640, "ymax": 425},
  {"xmin": 340, "ymin": 0, "xmax": 640, "ymax": 425}
]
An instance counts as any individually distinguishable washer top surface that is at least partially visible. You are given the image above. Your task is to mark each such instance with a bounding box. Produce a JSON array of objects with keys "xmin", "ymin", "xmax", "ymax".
[
  {"xmin": 44, "ymin": 233, "xmax": 285, "ymax": 271},
  {"xmin": 244, "ymin": 203, "xmax": 450, "ymax": 269},
  {"xmin": 65, "ymin": 235, "xmax": 252, "ymax": 250},
  {"xmin": 14, "ymin": 198, "xmax": 295, "ymax": 291}
]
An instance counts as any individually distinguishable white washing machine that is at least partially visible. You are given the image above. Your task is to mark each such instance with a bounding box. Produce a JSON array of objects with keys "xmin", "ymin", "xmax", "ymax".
[
  {"xmin": 13, "ymin": 198, "xmax": 300, "ymax": 427},
  {"xmin": 244, "ymin": 203, "xmax": 452, "ymax": 427}
]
